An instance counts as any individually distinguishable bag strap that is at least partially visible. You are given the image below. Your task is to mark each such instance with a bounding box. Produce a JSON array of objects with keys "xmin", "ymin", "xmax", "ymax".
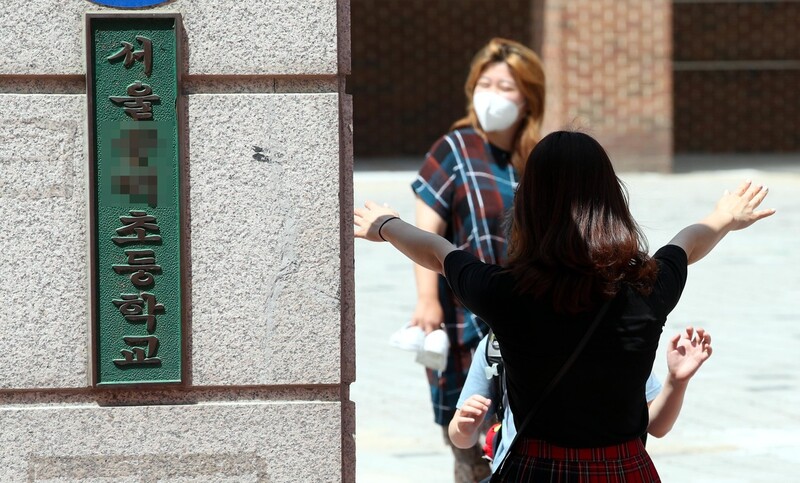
[
  {"xmin": 484, "ymin": 331, "xmax": 506, "ymax": 420},
  {"xmin": 491, "ymin": 299, "xmax": 613, "ymax": 480}
]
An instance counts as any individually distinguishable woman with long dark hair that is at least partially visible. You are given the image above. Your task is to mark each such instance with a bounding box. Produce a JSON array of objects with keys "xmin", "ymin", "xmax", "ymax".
[{"xmin": 356, "ymin": 131, "xmax": 774, "ymax": 481}]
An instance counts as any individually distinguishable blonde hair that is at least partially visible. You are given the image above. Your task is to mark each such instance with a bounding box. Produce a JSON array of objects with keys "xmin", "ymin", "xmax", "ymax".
[{"xmin": 451, "ymin": 38, "xmax": 546, "ymax": 177}]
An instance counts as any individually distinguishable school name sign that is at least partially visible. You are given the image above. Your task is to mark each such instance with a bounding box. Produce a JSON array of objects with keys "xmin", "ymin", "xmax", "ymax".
[{"xmin": 86, "ymin": 13, "xmax": 184, "ymax": 386}]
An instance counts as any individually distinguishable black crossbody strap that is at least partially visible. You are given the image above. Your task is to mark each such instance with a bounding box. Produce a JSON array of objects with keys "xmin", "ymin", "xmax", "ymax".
[{"xmin": 490, "ymin": 300, "xmax": 613, "ymax": 481}]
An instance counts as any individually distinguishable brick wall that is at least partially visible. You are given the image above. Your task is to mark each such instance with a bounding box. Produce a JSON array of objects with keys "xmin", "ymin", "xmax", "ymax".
[
  {"xmin": 541, "ymin": 0, "xmax": 673, "ymax": 171},
  {"xmin": 674, "ymin": 1, "xmax": 800, "ymax": 153},
  {"xmin": 351, "ymin": 0, "xmax": 673, "ymax": 170},
  {"xmin": 351, "ymin": 1, "xmax": 800, "ymax": 166},
  {"xmin": 349, "ymin": 0, "xmax": 536, "ymax": 158}
]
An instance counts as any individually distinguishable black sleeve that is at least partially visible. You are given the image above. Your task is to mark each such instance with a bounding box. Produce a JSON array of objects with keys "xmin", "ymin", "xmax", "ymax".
[
  {"xmin": 443, "ymin": 250, "xmax": 507, "ymax": 322},
  {"xmin": 651, "ymin": 244, "xmax": 689, "ymax": 317}
]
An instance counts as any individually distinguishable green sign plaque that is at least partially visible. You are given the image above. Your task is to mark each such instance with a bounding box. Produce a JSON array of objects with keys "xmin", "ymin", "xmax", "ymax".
[{"xmin": 86, "ymin": 13, "xmax": 184, "ymax": 386}]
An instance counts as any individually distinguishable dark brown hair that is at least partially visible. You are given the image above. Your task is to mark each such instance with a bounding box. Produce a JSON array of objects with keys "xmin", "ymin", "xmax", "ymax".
[
  {"xmin": 506, "ymin": 131, "xmax": 657, "ymax": 314},
  {"xmin": 451, "ymin": 38, "xmax": 546, "ymax": 178}
]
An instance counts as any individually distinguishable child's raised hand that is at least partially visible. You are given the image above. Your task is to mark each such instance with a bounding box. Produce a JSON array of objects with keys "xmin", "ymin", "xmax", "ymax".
[
  {"xmin": 666, "ymin": 326, "xmax": 713, "ymax": 382},
  {"xmin": 453, "ymin": 395, "xmax": 492, "ymax": 435}
]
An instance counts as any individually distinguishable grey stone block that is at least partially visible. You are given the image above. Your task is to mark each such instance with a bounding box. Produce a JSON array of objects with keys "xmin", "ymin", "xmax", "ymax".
[
  {"xmin": 0, "ymin": 94, "xmax": 89, "ymax": 389},
  {"xmin": 187, "ymin": 93, "xmax": 344, "ymax": 386},
  {"xmin": 0, "ymin": 92, "xmax": 349, "ymax": 389},
  {"xmin": 0, "ymin": 1, "xmax": 341, "ymax": 76},
  {"xmin": 2, "ymin": 401, "xmax": 343, "ymax": 482}
]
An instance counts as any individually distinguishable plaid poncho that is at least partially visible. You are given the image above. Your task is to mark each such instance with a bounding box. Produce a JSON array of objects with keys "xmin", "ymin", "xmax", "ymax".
[{"xmin": 411, "ymin": 127, "xmax": 518, "ymax": 425}]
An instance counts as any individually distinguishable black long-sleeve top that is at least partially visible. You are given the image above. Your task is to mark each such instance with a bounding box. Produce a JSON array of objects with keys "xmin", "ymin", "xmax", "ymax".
[{"xmin": 444, "ymin": 245, "xmax": 688, "ymax": 447}]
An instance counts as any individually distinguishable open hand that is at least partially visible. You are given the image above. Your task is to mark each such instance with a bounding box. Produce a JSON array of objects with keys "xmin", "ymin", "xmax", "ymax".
[
  {"xmin": 666, "ymin": 326, "xmax": 712, "ymax": 382},
  {"xmin": 354, "ymin": 201, "xmax": 400, "ymax": 242},
  {"xmin": 716, "ymin": 180, "xmax": 776, "ymax": 231}
]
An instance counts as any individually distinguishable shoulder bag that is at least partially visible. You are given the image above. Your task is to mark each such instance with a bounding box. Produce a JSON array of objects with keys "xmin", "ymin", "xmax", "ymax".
[{"xmin": 488, "ymin": 300, "xmax": 613, "ymax": 482}]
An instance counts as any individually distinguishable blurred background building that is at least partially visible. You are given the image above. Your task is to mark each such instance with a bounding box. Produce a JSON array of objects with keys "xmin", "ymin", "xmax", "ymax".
[{"xmin": 349, "ymin": 0, "xmax": 800, "ymax": 172}]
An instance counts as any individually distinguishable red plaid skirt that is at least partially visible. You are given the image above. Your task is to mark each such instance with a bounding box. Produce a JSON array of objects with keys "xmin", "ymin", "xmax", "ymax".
[{"xmin": 498, "ymin": 438, "xmax": 660, "ymax": 482}]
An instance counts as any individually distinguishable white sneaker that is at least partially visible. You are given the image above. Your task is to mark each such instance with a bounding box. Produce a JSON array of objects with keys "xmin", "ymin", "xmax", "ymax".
[
  {"xmin": 415, "ymin": 329, "xmax": 449, "ymax": 372},
  {"xmin": 389, "ymin": 324, "xmax": 425, "ymax": 352}
]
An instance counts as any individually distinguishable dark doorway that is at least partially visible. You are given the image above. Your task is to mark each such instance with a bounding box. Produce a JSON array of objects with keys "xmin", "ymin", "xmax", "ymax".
[
  {"xmin": 673, "ymin": 1, "xmax": 800, "ymax": 153},
  {"xmin": 348, "ymin": 0, "xmax": 541, "ymax": 161}
]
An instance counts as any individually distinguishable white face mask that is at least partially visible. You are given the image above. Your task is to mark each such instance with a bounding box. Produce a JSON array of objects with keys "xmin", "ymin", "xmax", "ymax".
[{"xmin": 472, "ymin": 91, "xmax": 521, "ymax": 132}]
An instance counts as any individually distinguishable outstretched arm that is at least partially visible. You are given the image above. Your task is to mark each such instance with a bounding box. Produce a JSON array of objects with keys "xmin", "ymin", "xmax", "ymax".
[
  {"xmin": 412, "ymin": 200, "xmax": 447, "ymax": 333},
  {"xmin": 648, "ymin": 327, "xmax": 713, "ymax": 438},
  {"xmin": 668, "ymin": 180, "xmax": 775, "ymax": 265},
  {"xmin": 354, "ymin": 201, "xmax": 456, "ymax": 274},
  {"xmin": 449, "ymin": 395, "xmax": 492, "ymax": 448}
]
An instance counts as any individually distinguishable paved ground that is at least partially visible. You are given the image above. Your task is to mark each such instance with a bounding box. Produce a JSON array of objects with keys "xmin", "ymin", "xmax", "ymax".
[{"xmin": 351, "ymin": 159, "xmax": 800, "ymax": 482}]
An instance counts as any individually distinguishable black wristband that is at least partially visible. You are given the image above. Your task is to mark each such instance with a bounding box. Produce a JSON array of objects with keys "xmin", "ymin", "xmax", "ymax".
[{"xmin": 378, "ymin": 216, "xmax": 400, "ymax": 241}]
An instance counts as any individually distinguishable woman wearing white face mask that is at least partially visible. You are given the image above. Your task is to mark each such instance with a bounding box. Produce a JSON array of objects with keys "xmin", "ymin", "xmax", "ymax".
[{"xmin": 409, "ymin": 38, "xmax": 545, "ymax": 483}]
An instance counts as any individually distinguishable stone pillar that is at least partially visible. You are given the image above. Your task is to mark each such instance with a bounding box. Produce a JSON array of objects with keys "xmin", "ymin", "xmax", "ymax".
[
  {"xmin": 540, "ymin": 0, "xmax": 673, "ymax": 172},
  {"xmin": 0, "ymin": 1, "xmax": 354, "ymax": 481}
]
